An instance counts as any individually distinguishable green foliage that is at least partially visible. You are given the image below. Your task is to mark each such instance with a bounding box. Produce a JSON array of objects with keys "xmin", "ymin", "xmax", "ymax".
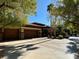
[
  {"xmin": 0, "ymin": 0, "xmax": 36, "ymax": 15},
  {"xmin": 0, "ymin": 0, "xmax": 36, "ymax": 28},
  {"xmin": 47, "ymin": 0, "xmax": 79, "ymax": 32}
]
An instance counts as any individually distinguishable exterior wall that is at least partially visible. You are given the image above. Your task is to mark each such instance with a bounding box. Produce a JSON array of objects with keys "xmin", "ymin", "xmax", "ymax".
[
  {"xmin": 0, "ymin": 27, "xmax": 42, "ymax": 41},
  {"xmin": 0, "ymin": 29, "xmax": 2, "ymax": 41},
  {"xmin": 0, "ymin": 24, "xmax": 50, "ymax": 41}
]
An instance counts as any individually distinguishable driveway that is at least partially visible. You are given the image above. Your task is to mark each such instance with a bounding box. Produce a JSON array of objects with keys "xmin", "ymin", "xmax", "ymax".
[{"xmin": 0, "ymin": 38, "xmax": 75, "ymax": 59}]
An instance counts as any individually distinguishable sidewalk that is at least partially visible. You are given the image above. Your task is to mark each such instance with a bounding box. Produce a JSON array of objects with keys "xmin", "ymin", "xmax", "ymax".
[{"xmin": 0, "ymin": 37, "xmax": 48, "ymax": 46}]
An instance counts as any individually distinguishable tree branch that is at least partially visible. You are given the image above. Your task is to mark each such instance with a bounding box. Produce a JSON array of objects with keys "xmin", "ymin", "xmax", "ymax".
[
  {"xmin": 5, "ymin": 5, "xmax": 15, "ymax": 9},
  {"xmin": 0, "ymin": 2, "xmax": 15, "ymax": 9},
  {"xmin": 0, "ymin": 3, "xmax": 5, "ymax": 8}
]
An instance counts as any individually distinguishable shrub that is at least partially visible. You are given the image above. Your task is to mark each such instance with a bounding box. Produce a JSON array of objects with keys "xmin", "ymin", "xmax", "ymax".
[{"xmin": 58, "ymin": 35, "xmax": 63, "ymax": 39}]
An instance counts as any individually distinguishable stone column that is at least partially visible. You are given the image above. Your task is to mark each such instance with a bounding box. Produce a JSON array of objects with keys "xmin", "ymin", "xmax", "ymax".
[{"xmin": 19, "ymin": 27, "xmax": 24, "ymax": 40}]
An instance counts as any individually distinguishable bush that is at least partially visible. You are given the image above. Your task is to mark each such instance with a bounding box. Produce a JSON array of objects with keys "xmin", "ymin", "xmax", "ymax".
[{"xmin": 58, "ymin": 35, "xmax": 63, "ymax": 39}]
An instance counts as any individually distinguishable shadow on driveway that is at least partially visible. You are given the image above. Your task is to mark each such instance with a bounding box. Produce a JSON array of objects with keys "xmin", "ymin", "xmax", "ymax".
[
  {"xmin": 0, "ymin": 44, "xmax": 39, "ymax": 59},
  {"xmin": 66, "ymin": 42, "xmax": 77, "ymax": 54},
  {"xmin": 0, "ymin": 39, "xmax": 51, "ymax": 59}
]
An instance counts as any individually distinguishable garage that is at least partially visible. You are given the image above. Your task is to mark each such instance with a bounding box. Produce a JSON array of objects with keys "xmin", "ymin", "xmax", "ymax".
[
  {"xmin": 24, "ymin": 27, "xmax": 41, "ymax": 39},
  {"xmin": 4, "ymin": 28, "xmax": 19, "ymax": 41}
]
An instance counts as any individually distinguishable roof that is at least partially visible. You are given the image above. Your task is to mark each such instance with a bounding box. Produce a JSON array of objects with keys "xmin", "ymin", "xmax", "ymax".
[
  {"xmin": 32, "ymin": 22, "xmax": 45, "ymax": 26},
  {"xmin": 31, "ymin": 22, "xmax": 50, "ymax": 28},
  {"xmin": 24, "ymin": 24, "xmax": 46, "ymax": 28},
  {"xmin": 24, "ymin": 24, "xmax": 50, "ymax": 29}
]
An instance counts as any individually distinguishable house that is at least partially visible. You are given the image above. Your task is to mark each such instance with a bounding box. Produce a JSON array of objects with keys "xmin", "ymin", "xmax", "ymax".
[{"xmin": 0, "ymin": 22, "xmax": 51, "ymax": 42}]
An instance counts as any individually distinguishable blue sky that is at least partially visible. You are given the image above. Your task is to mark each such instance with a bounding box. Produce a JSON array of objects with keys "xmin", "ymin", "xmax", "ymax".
[{"xmin": 29, "ymin": 0, "xmax": 58, "ymax": 26}]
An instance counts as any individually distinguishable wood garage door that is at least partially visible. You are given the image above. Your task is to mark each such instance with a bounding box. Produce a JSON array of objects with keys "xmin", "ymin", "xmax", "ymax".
[
  {"xmin": 24, "ymin": 29, "xmax": 40, "ymax": 39},
  {"xmin": 4, "ymin": 29, "xmax": 19, "ymax": 40}
]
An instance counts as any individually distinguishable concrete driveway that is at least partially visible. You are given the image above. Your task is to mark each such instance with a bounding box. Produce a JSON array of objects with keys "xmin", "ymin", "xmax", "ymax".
[{"xmin": 0, "ymin": 38, "xmax": 75, "ymax": 59}]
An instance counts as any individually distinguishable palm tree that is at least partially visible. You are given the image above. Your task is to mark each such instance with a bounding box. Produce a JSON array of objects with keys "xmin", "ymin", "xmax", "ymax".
[{"xmin": 47, "ymin": 4, "xmax": 61, "ymax": 38}]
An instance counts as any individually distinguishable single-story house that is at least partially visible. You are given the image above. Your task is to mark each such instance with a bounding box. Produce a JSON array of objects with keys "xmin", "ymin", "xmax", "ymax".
[{"xmin": 0, "ymin": 22, "xmax": 51, "ymax": 41}]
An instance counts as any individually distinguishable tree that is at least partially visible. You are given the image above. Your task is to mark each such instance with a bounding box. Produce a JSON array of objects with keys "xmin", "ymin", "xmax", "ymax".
[
  {"xmin": 0, "ymin": 0, "xmax": 36, "ymax": 27},
  {"xmin": 47, "ymin": 0, "xmax": 79, "ymax": 34},
  {"xmin": 0, "ymin": 0, "xmax": 37, "ymax": 40},
  {"xmin": 59, "ymin": 0, "xmax": 79, "ymax": 33},
  {"xmin": 47, "ymin": 4, "xmax": 64, "ymax": 37}
]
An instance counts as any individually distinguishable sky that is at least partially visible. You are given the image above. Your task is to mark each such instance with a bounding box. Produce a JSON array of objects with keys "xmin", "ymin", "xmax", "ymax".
[{"xmin": 29, "ymin": 0, "xmax": 58, "ymax": 26}]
